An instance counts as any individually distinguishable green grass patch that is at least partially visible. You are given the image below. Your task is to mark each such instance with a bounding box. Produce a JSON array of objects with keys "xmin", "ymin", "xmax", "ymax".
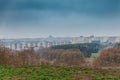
[{"xmin": 0, "ymin": 65, "xmax": 120, "ymax": 80}]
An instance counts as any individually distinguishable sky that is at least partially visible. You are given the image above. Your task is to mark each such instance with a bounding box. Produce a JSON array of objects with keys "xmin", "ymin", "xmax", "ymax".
[{"xmin": 0, "ymin": 0, "xmax": 120, "ymax": 38}]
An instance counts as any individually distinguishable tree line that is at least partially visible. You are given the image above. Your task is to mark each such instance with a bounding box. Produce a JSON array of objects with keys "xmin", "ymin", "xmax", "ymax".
[
  {"xmin": 1, "ymin": 42, "xmax": 120, "ymax": 67},
  {"xmin": 52, "ymin": 43, "xmax": 101, "ymax": 57}
]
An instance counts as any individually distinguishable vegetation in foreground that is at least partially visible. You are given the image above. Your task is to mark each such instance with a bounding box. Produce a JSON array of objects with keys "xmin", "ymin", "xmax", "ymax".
[
  {"xmin": 1, "ymin": 43, "xmax": 120, "ymax": 80},
  {"xmin": 93, "ymin": 48, "xmax": 120, "ymax": 67},
  {"xmin": 0, "ymin": 65, "xmax": 120, "ymax": 80}
]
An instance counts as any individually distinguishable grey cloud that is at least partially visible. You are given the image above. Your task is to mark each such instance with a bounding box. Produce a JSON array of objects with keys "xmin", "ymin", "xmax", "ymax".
[
  {"xmin": 0, "ymin": 0, "xmax": 120, "ymax": 26},
  {"xmin": 0, "ymin": 0, "xmax": 120, "ymax": 14}
]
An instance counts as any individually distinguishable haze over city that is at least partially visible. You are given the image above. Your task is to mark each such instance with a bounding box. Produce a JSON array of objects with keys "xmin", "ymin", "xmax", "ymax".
[{"xmin": 0, "ymin": 0, "xmax": 120, "ymax": 38}]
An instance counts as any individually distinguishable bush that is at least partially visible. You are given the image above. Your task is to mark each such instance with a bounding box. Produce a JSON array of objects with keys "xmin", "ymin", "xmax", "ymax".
[
  {"xmin": 93, "ymin": 48, "xmax": 120, "ymax": 67},
  {"xmin": 0, "ymin": 47, "xmax": 40, "ymax": 66},
  {"xmin": 41, "ymin": 49, "xmax": 85, "ymax": 66}
]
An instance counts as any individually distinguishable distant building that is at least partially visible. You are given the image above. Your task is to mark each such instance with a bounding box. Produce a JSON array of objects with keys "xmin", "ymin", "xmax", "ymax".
[
  {"xmin": 72, "ymin": 37, "xmax": 90, "ymax": 44},
  {"xmin": 91, "ymin": 40, "xmax": 101, "ymax": 44}
]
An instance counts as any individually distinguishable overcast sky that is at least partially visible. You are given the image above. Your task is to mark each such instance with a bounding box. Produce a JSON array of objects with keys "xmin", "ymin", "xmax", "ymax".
[{"xmin": 0, "ymin": 0, "xmax": 120, "ymax": 38}]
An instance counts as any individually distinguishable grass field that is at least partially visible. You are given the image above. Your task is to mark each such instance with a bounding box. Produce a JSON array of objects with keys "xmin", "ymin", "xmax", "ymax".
[{"xmin": 0, "ymin": 65, "xmax": 120, "ymax": 80}]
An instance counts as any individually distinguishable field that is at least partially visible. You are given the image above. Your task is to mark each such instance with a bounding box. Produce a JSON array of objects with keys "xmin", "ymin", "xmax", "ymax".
[{"xmin": 0, "ymin": 65, "xmax": 120, "ymax": 80}]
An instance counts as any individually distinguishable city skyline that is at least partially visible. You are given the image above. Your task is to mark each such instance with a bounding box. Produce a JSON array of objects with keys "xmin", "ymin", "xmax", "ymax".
[
  {"xmin": 0, "ymin": 0, "xmax": 120, "ymax": 38},
  {"xmin": 2, "ymin": 35, "xmax": 120, "ymax": 51}
]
